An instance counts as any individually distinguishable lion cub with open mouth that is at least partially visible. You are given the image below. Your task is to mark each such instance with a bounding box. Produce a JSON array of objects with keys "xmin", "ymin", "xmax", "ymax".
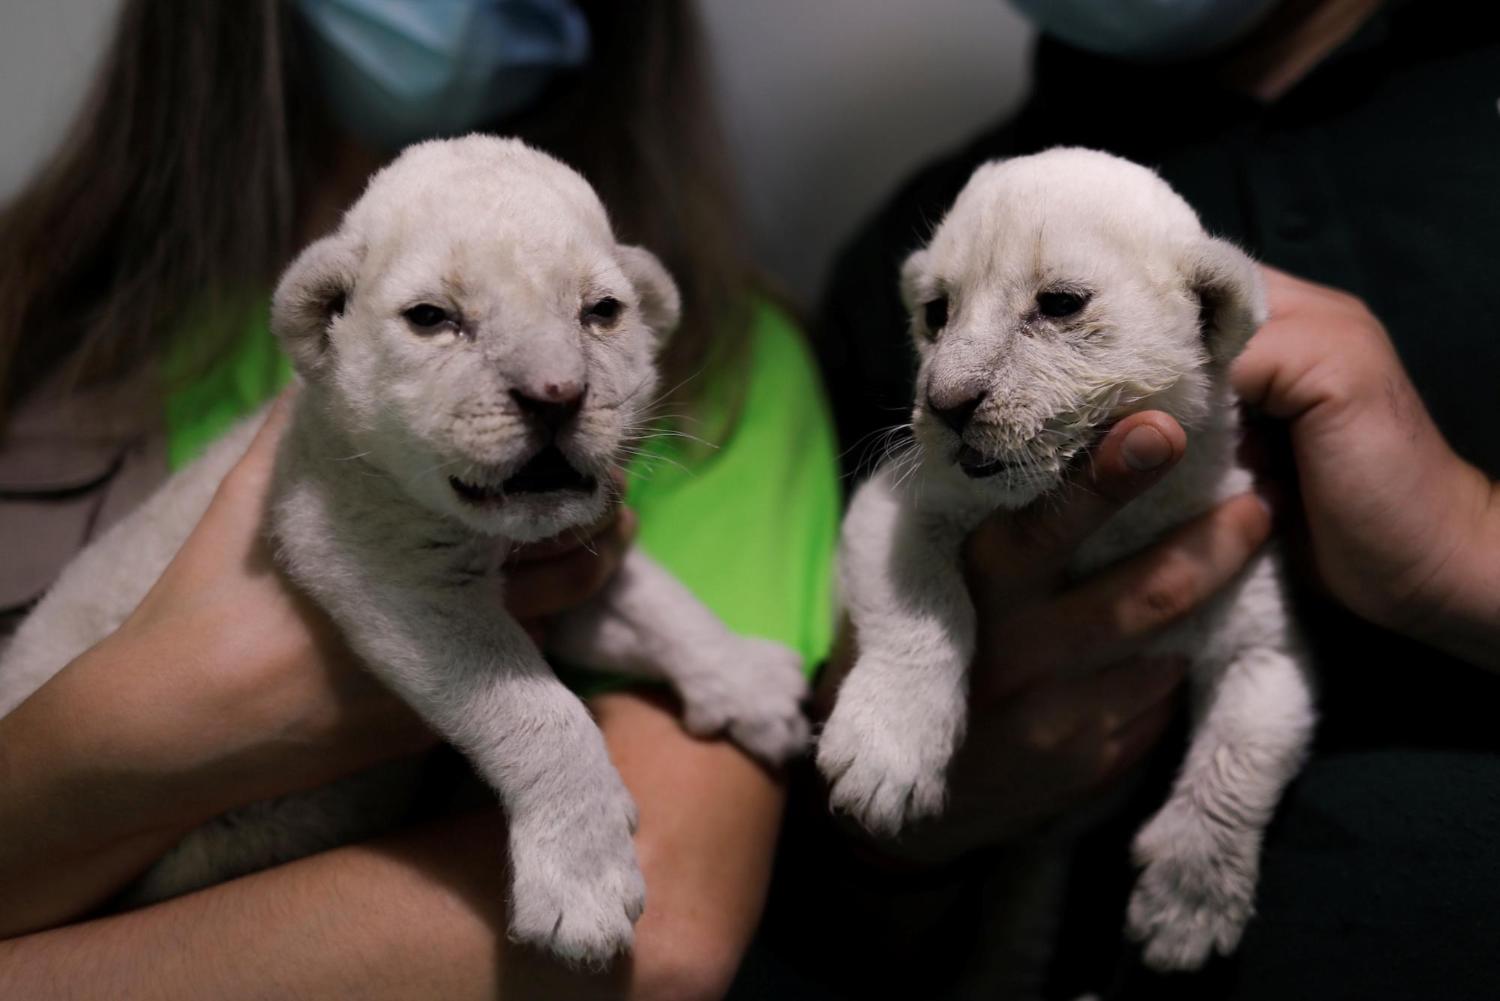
[
  {"xmin": 0, "ymin": 136, "xmax": 808, "ymax": 966},
  {"xmin": 818, "ymin": 148, "xmax": 1314, "ymax": 974}
]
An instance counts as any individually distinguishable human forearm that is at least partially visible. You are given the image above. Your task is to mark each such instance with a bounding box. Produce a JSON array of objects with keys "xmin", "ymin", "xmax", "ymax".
[
  {"xmin": 1411, "ymin": 473, "xmax": 1500, "ymax": 670},
  {"xmin": 0, "ymin": 690, "xmax": 784, "ymax": 999},
  {"xmin": 0, "ymin": 614, "xmax": 427, "ymax": 938},
  {"xmin": 1233, "ymin": 269, "xmax": 1500, "ymax": 671},
  {"xmin": 0, "ymin": 631, "xmax": 240, "ymax": 937},
  {"xmin": 581, "ymin": 689, "xmax": 788, "ymax": 997},
  {"xmin": 0, "ymin": 811, "xmax": 512, "ymax": 1001}
]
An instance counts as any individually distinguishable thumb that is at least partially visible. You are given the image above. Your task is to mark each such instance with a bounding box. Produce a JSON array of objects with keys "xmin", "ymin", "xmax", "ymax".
[
  {"xmin": 186, "ymin": 390, "xmax": 297, "ymax": 561},
  {"xmin": 966, "ymin": 411, "xmax": 1187, "ymax": 592}
]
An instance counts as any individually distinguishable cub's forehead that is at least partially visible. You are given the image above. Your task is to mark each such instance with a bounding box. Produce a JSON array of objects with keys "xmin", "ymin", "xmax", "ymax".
[
  {"xmin": 924, "ymin": 148, "xmax": 1205, "ymax": 282},
  {"xmin": 344, "ymin": 136, "xmax": 614, "ymax": 254}
]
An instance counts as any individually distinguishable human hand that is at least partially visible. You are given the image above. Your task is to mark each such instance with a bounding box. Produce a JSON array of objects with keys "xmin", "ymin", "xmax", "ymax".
[
  {"xmin": 505, "ymin": 470, "xmax": 638, "ymax": 646},
  {"xmin": 826, "ymin": 412, "xmax": 1271, "ymax": 865},
  {"xmin": 0, "ymin": 392, "xmax": 422, "ymax": 935},
  {"xmin": 108, "ymin": 393, "xmax": 431, "ymax": 817},
  {"xmin": 112, "ymin": 393, "xmax": 636, "ymax": 819},
  {"xmin": 0, "ymin": 393, "xmax": 638, "ymax": 935},
  {"xmin": 1233, "ymin": 267, "xmax": 1500, "ymax": 660}
]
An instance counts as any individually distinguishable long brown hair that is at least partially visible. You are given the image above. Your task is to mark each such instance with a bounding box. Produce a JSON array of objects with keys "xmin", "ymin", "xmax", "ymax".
[{"xmin": 0, "ymin": 0, "xmax": 750, "ymax": 428}]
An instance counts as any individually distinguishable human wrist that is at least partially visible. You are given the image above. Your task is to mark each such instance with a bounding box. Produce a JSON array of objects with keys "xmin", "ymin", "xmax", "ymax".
[
  {"xmin": 1405, "ymin": 466, "xmax": 1500, "ymax": 668},
  {"xmin": 1437, "ymin": 476, "xmax": 1500, "ymax": 666},
  {"xmin": 39, "ymin": 612, "xmax": 325, "ymax": 834},
  {"xmin": 67, "ymin": 625, "xmax": 267, "ymax": 831},
  {"xmin": 111, "ymin": 593, "xmax": 430, "ymax": 817},
  {"xmin": 795, "ymin": 765, "xmax": 973, "ymax": 919},
  {"xmin": 812, "ymin": 756, "xmax": 1014, "ymax": 877},
  {"xmin": 0, "ymin": 638, "xmax": 213, "ymax": 894}
]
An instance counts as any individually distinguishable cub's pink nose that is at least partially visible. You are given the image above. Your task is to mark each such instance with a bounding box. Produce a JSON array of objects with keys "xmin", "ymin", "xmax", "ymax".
[
  {"xmin": 511, "ymin": 381, "xmax": 587, "ymax": 435},
  {"xmin": 927, "ymin": 390, "xmax": 986, "ymax": 435}
]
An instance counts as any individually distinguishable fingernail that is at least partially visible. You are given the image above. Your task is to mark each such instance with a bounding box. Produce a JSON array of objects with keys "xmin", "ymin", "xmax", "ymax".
[{"xmin": 1122, "ymin": 425, "xmax": 1172, "ymax": 471}]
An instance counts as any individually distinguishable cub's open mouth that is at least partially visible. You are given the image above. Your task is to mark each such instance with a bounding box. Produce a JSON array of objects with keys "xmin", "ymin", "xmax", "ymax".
[
  {"xmin": 449, "ymin": 447, "xmax": 597, "ymax": 505},
  {"xmin": 956, "ymin": 445, "xmax": 1016, "ymax": 480},
  {"xmin": 961, "ymin": 460, "xmax": 1013, "ymax": 479}
]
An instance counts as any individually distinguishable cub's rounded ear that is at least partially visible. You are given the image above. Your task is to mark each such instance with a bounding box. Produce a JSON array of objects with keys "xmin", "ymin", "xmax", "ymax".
[
  {"xmin": 617, "ymin": 244, "xmax": 681, "ymax": 343},
  {"xmin": 899, "ymin": 248, "xmax": 933, "ymax": 314},
  {"xmin": 271, "ymin": 232, "xmax": 363, "ymax": 378},
  {"xmin": 1185, "ymin": 237, "xmax": 1267, "ymax": 365}
]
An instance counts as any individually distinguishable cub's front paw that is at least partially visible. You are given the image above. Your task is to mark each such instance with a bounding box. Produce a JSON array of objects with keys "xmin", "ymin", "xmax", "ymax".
[
  {"xmin": 507, "ymin": 777, "xmax": 646, "ymax": 968},
  {"xmin": 678, "ymin": 636, "xmax": 810, "ymax": 765},
  {"xmin": 815, "ymin": 692, "xmax": 949, "ymax": 838},
  {"xmin": 1126, "ymin": 800, "xmax": 1259, "ymax": 971}
]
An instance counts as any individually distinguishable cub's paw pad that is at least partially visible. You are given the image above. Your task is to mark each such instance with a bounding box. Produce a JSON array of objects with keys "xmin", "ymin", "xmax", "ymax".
[
  {"xmin": 681, "ymin": 637, "xmax": 810, "ymax": 765},
  {"xmin": 815, "ymin": 709, "xmax": 947, "ymax": 838},
  {"xmin": 1126, "ymin": 806, "xmax": 1257, "ymax": 971},
  {"xmin": 509, "ymin": 868, "xmax": 645, "ymax": 968},
  {"xmin": 507, "ymin": 785, "xmax": 646, "ymax": 967}
]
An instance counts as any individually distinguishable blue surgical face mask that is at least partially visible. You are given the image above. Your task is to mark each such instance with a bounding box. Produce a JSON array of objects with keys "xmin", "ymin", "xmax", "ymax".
[
  {"xmin": 1008, "ymin": 0, "xmax": 1280, "ymax": 61},
  {"xmin": 297, "ymin": 0, "xmax": 591, "ymax": 151}
]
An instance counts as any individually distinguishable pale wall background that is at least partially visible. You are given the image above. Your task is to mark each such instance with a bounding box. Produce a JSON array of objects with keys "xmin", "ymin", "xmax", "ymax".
[{"xmin": 0, "ymin": 0, "xmax": 1034, "ymax": 306}]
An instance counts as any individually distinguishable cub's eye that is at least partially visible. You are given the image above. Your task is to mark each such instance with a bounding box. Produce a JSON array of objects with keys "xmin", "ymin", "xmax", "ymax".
[
  {"xmin": 923, "ymin": 296, "xmax": 949, "ymax": 334},
  {"xmin": 403, "ymin": 303, "xmax": 453, "ymax": 332},
  {"xmin": 582, "ymin": 297, "xmax": 622, "ymax": 326},
  {"xmin": 1036, "ymin": 291, "xmax": 1088, "ymax": 319}
]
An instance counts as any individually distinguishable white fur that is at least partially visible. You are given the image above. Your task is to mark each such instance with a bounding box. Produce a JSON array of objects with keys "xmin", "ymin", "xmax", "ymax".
[
  {"xmin": 0, "ymin": 136, "xmax": 808, "ymax": 966},
  {"xmin": 817, "ymin": 148, "xmax": 1314, "ymax": 974}
]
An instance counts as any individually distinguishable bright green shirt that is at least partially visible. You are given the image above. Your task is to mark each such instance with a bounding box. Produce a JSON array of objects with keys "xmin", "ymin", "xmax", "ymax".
[{"xmin": 164, "ymin": 301, "xmax": 839, "ymax": 676}]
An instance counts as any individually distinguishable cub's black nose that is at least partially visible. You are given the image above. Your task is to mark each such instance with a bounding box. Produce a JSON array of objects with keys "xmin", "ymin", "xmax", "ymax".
[
  {"xmin": 927, "ymin": 391, "xmax": 985, "ymax": 435},
  {"xmin": 511, "ymin": 382, "xmax": 587, "ymax": 435}
]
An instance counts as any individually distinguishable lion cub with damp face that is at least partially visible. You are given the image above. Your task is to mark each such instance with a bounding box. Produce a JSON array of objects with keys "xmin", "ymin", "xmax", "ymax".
[
  {"xmin": 817, "ymin": 148, "xmax": 1315, "ymax": 976},
  {"xmin": 0, "ymin": 136, "xmax": 808, "ymax": 966}
]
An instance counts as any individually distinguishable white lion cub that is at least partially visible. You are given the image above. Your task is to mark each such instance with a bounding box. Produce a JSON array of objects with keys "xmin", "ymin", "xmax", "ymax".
[
  {"xmin": 0, "ymin": 136, "xmax": 808, "ymax": 965},
  {"xmin": 817, "ymin": 148, "xmax": 1314, "ymax": 971}
]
